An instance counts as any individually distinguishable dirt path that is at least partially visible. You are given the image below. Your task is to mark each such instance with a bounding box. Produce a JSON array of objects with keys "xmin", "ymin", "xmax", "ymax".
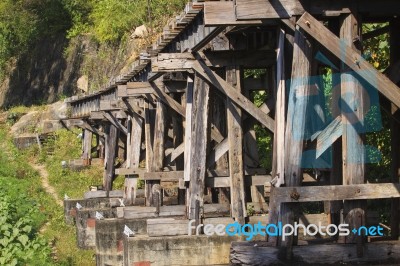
[{"xmin": 30, "ymin": 163, "xmax": 63, "ymax": 206}]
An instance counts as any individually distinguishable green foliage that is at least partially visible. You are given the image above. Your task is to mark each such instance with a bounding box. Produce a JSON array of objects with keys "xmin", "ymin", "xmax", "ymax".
[
  {"xmin": 0, "ymin": 125, "xmax": 53, "ymax": 265},
  {"xmin": 64, "ymin": 0, "xmax": 186, "ymax": 43},
  {"xmin": 37, "ymin": 129, "xmax": 118, "ymax": 199},
  {"xmin": 363, "ymin": 23, "xmax": 390, "ymax": 71},
  {"xmin": 0, "ymin": 0, "xmax": 70, "ymax": 79}
]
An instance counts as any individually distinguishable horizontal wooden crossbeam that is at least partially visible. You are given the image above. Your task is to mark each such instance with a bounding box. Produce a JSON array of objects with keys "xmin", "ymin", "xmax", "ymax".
[{"xmin": 272, "ymin": 183, "xmax": 400, "ymax": 203}]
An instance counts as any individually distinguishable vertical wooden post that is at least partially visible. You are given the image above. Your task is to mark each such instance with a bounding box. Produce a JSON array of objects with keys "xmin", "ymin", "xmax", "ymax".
[
  {"xmin": 209, "ymin": 91, "xmax": 229, "ymax": 204},
  {"xmin": 149, "ymin": 100, "xmax": 166, "ymax": 206},
  {"xmin": 280, "ymin": 27, "xmax": 312, "ymax": 256},
  {"xmin": 390, "ymin": 18, "xmax": 400, "ymax": 240},
  {"xmin": 340, "ymin": 13, "xmax": 366, "ymax": 252},
  {"xmin": 124, "ymin": 114, "xmax": 143, "ymax": 205},
  {"xmin": 184, "ymin": 76, "xmax": 194, "ymax": 212},
  {"xmin": 187, "ymin": 74, "xmax": 210, "ymax": 222},
  {"xmin": 226, "ymin": 66, "xmax": 246, "ymax": 224},
  {"xmin": 328, "ymin": 19, "xmax": 343, "ymax": 228},
  {"xmin": 144, "ymin": 100, "xmax": 154, "ymax": 206},
  {"xmin": 103, "ymin": 124, "xmax": 119, "ymax": 192},
  {"xmin": 172, "ymin": 93, "xmax": 185, "ymax": 205},
  {"xmin": 268, "ymin": 28, "xmax": 286, "ymax": 244},
  {"xmin": 98, "ymin": 125, "xmax": 105, "ymax": 161},
  {"xmin": 82, "ymin": 129, "xmax": 93, "ymax": 166}
]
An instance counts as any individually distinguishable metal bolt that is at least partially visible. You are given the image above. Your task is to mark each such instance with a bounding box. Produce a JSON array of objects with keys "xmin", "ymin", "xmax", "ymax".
[{"xmin": 305, "ymin": 21, "xmax": 311, "ymax": 27}]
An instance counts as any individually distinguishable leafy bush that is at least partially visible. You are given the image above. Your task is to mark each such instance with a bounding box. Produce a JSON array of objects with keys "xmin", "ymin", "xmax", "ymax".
[{"xmin": 0, "ymin": 125, "xmax": 53, "ymax": 265}]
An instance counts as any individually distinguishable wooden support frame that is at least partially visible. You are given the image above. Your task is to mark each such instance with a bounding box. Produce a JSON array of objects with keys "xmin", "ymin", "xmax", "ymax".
[
  {"xmin": 103, "ymin": 124, "xmax": 119, "ymax": 191},
  {"xmin": 272, "ymin": 183, "xmax": 400, "ymax": 203},
  {"xmin": 226, "ymin": 66, "xmax": 247, "ymax": 224},
  {"xmin": 297, "ymin": 12, "xmax": 400, "ymax": 109},
  {"xmin": 187, "ymin": 75, "xmax": 210, "ymax": 220}
]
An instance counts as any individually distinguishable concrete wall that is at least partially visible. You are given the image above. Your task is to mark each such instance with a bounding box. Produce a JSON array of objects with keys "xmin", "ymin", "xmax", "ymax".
[
  {"xmin": 76, "ymin": 207, "xmax": 117, "ymax": 249},
  {"xmin": 95, "ymin": 218, "xmax": 148, "ymax": 266},
  {"xmin": 123, "ymin": 235, "xmax": 252, "ymax": 266}
]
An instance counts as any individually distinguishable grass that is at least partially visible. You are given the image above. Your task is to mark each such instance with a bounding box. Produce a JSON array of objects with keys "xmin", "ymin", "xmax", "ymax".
[{"xmin": 0, "ymin": 112, "xmax": 98, "ymax": 265}]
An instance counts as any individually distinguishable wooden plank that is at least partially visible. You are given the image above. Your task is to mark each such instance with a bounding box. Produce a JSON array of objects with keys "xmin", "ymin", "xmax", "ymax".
[
  {"xmin": 102, "ymin": 111, "xmax": 128, "ymax": 135},
  {"xmin": 280, "ymin": 26, "xmax": 313, "ymax": 251},
  {"xmin": 150, "ymin": 81, "xmax": 224, "ymax": 143},
  {"xmin": 188, "ymin": 75, "xmax": 210, "ymax": 220},
  {"xmin": 184, "ymin": 76, "xmax": 194, "ymax": 182},
  {"xmin": 126, "ymin": 115, "xmax": 142, "ymax": 170},
  {"xmin": 152, "ymin": 101, "xmax": 166, "ymax": 172},
  {"xmin": 271, "ymin": 28, "xmax": 286, "ymax": 187},
  {"xmin": 152, "ymin": 51, "xmax": 276, "ymax": 70},
  {"xmin": 207, "ymin": 138, "xmax": 229, "ymax": 168},
  {"xmin": 313, "ymin": 116, "xmax": 342, "ymax": 158},
  {"xmin": 81, "ymin": 129, "xmax": 92, "ymax": 163},
  {"xmin": 231, "ymin": 241, "xmax": 400, "ymax": 265},
  {"xmin": 144, "ymin": 100, "xmax": 154, "ymax": 206},
  {"xmin": 226, "ymin": 66, "xmax": 246, "ymax": 224},
  {"xmin": 144, "ymin": 171, "xmax": 183, "ymax": 181},
  {"xmin": 170, "ymin": 142, "xmax": 184, "ymax": 163},
  {"xmin": 235, "ymin": 0, "xmax": 303, "ymax": 20},
  {"xmin": 115, "ymin": 168, "xmax": 145, "ymax": 176},
  {"xmin": 204, "ymin": 2, "xmax": 263, "ymax": 26},
  {"xmin": 192, "ymin": 60, "xmax": 275, "ymax": 132},
  {"xmin": 339, "ymin": 13, "xmax": 365, "ymax": 247},
  {"xmin": 273, "ymin": 183, "xmax": 400, "ymax": 203},
  {"xmin": 297, "ymin": 12, "xmax": 400, "ymax": 109},
  {"xmin": 103, "ymin": 124, "xmax": 119, "ymax": 191}
]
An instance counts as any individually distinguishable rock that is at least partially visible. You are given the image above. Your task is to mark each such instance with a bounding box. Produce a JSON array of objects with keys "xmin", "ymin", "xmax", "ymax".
[
  {"xmin": 77, "ymin": 75, "xmax": 89, "ymax": 92},
  {"xmin": 131, "ymin": 25, "xmax": 149, "ymax": 39},
  {"xmin": 10, "ymin": 101, "xmax": 68, "ymax": 136}
]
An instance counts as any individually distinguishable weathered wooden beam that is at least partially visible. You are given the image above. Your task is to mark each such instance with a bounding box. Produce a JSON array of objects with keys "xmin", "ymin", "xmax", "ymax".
[
  {"xmin": 207, "ymin": 138, "xmax": 229, "ymax": 168},
  {"xmin": 152, "ymin": 101, "xmax": 166, "ymax": 172},
  {"xmin": 235, "ymin": 0, "xmax": 303, "ymax": 20},
  {"xmin": 151, "ymin": 81, "xmax": 224, "ymax": 143},
  {"xmin": 144, "ymin": 171, "xmax": 183, "ymax": 181},
  {"xmin": 81, "ymin": 129, "xmax": 92, "ymax": 164},
  {"xmin": 230, "ymin": 241, "xmax": 400, "ymax": 265},
  {"xmin": 297, "ymin": 12, "xmax": 400, "ymax": 109},
  {"xmin": 226, "ymin": 66, "xmax": 246, "ymax": 224},
  {"xmin": 115, "ymin": 167, "xmax": 145, "ymax": 176},
  {"xmin": 102, "ymin": 111, "xmax": 128, "ymax": 135},
  {"xmin": 339, "ymin": 12, "xmax": 366, "ymax": 248},
  {"xmin": 273, "ymin": 183, "xmax": 400, "ymax": 203},
  {"xmin": 188, "ymin": 75, "xmax": 210, "ymax": 220},
  {"xmin": 117, "ymin": 84, "xmax": 154, "ymax": 97},
  {"xmin": 121, "ymin": 101, "xmax": 144, "ymax": 120},
  {"xmin": 170, "ymin": 142, "xmax": 184, "ymax": 163},
  {"xmin": 184, "ymin": 76, "xmax": 194, "ymax": 182},
  {"xmin": 152, "ymin": 51, "xmax": 276, "ymax": 71},
  {"xmin": 192, "ymin": 59, "xmax": 275, "ymax": 132},
  {"xmin": 280, "ymin": 25, "xmax": 313, "ymax": 253},
  {"xmin": 271, "ymin": 28, "xmax": 286, "ymax": 188},
  {"xmin": 90, "ymin": 110, "xmax": 127, "ymax": 120},
  {"xmin": 103, "ymin": 124, "xmax": 119, "ymax": 191},
  {"xmin": 204, "ymin": 1, "xmax": 264, "ymax": 26},
  {"xmin": 235, "ymin": 0, "xmax": 400, "ymax": 20}
]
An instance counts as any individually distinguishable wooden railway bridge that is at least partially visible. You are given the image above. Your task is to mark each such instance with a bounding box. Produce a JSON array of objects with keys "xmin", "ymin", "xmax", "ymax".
[{"xmin": 62, "ymin": 0, "xmax": 400, "ymax": 265}]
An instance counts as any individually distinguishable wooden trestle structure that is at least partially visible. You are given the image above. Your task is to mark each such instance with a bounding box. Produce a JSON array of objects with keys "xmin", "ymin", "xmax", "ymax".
[{"xmin": 63, "ymin": 0, "xmax": 400, "ymax": 264}]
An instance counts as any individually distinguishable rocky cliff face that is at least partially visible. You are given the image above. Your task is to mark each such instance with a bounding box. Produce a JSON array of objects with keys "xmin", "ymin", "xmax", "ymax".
[
  {"xmin": 0, "ymin": 26, "xmax": 147, "ymax": 109},
  {"xmin": 0, "ymin": 34, "xmax": 85, "ymax": 108}
]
